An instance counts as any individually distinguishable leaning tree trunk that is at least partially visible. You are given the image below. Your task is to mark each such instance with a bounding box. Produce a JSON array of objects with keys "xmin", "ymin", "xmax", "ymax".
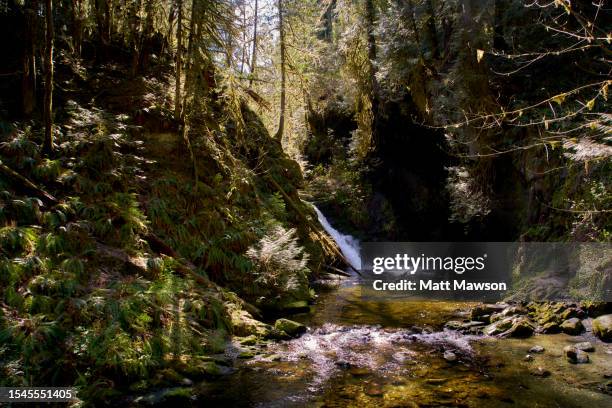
[
  {"xmin": 43, "ymin": 0, "xmax": 54, "ymax": 155},
  {"xmin": 274, "ymin": 0, "xmax": 286, "ymax": 142},
  {"xmin": 248, "ymin": 0, "xmax": 258, "ymax": 88},
  {"xmin": 22, "ymin": 0, "xmax": 38, "ymax": 117},
  {"xmin": 174, "ymin": 0, "xmax": 183, "ymax": 120}
]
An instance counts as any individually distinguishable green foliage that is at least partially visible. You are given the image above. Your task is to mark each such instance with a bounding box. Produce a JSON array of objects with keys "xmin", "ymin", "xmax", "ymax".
[{"xmin": 246, "ymin": 225, "xmax": 310, "ymax": 301}]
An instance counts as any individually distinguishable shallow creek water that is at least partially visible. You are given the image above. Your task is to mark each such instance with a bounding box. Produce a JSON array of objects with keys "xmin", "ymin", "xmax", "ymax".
[{"xmin": 201, "ymin": 211, "xmax": 612, "ymax": 407}]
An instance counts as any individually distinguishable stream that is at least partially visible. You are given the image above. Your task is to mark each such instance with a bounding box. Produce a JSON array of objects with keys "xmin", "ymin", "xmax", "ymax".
[{"xmin": 200, "ymin": 208, "xmax": 612, "ymax": 407}]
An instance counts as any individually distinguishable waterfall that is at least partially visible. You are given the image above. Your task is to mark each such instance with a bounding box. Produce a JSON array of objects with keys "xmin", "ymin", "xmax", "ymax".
[{"xmin": 312, "ymin": 206, "xmax": 361, "ymax": 270}]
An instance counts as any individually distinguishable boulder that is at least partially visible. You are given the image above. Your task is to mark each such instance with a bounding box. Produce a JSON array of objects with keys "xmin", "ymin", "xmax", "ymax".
[
  {"xmin": 560, "ymin": 308, "xmax": 585, "ymax": 320},
  {"xmin": 471, "ymin": 304, "xmax": 507, "ymax": 321},
  {"xmin": 560, "ymin": 318, "xmax": 584, "ymax": 335},
  {"xmin": 274, "ymin": 318, "xmax": 307, "ymax": 337},
  {"xmin": 501, "ymin": 317, "xmax": 535, "ymax": 338},
  {"xmin": 484, "ymin": 317, "xmax": 514, "ymax": 336},
  {"xmin": 574, "ymin": 341, "xmax": 594, "ymax": 352},
  {"xmin": 541, "ymin": 322, "xmax": 561, "ymax": 334},
  {"xmin": 564, "ymin": 345, "xmax": 590, "ymax": 364},
  {"xmin": 592, "ymin": 314, "xmax": 612, "ymax": 342}
]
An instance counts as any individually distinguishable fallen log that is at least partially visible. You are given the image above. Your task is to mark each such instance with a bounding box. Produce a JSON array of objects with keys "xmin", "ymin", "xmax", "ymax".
[
  {"xmin": 265, "ymin": 175, "xmax": 361, "ymax": 276},
  {"xmin": 0, "ymin": 160, "xmax": 58, "ymax": 205}
]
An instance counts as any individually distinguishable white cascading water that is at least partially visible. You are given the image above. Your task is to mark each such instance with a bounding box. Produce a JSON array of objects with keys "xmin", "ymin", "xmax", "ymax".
[{"xmin": 312, "ymin": 205, "xmax": 361, "ymax": 270}]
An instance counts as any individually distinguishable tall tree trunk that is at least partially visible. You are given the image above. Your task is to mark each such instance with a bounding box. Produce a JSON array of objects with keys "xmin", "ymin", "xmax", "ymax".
[
  {"xmin": 22, "ymin": 0, "xmax": 38, "ymax": 117},
  {"xmin": 94, "ymin": 0, "xmax": 111, "ymax": 53},
  {"xmin": 129, "ymin": 0, "xmax": 143, "ymax": 76},
  {"xmin": 138, "ymin": 0, "xmax": 156, "ymax": 74},
  {"xmin": 240, "ymin": 1, "xmax": 247, "ymax": 74},
  {"xmin": 72, "ymin": 0, "xmax": 84, "ymax": 56},
  {"xmin": 424, "ymin": 0, "xmax": 439, "ymax": 58},
  {"xmin": 365, "ymin": 0, "xmax": 380, "ymax": 148},
  {"xmin": 248, "ymin": 0, "xmax": 258, "ymax": 88},
  {"xmin": 274, "ymin": 0, "xmax": 286, "ymax": 142},
  {"xmin": 406, "ymin": 0, "xmax": 422, "ymax": 58},
  {"xmin": 174, "ymin": 0, "xmax": 183, "ymax": 120},
  {"xmin": 43, "ymin": 0, "xmax": 54, "ymax": 155}
]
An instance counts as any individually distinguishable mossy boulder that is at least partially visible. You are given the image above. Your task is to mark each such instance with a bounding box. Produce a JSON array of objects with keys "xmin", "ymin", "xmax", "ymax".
[
  {"xmin": 502, "ymin": 317, "xmax": 535, "ymax": 338},
  {"xmin": 560, "ymin": 318, "xmax": 584, "ymax": 335},
  {"xmin": 274, "ymin": 318, "xmax": 306, "ymax": 337},
  {"xmin": 592, "ymin": 314, "xmax": 612, "ymax": 342}
]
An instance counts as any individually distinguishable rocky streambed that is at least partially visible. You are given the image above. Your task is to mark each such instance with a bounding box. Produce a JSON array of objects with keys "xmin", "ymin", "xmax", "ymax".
[{"xmin": 160, "ymin": 281, "xmax": 611, "ymax": 408}]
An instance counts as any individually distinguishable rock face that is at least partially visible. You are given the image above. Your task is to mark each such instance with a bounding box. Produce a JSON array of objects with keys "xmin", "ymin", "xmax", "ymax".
[
  {"xmin": 564, "ymin": 345, "xmax": 590, "ymax": 364},
  {"xmin": 560, "ymin": 318, "xmax": 584, "ymax": 335},
  {"xmin": 274, "ymin": 318, "xmax": 307, "ymax": 337},
  {"xmin": 592, "ymin": 314, "xmax": 612, "ymax": 342}
]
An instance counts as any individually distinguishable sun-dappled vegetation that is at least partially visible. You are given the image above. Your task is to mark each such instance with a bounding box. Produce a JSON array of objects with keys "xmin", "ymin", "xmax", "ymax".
[{"xmin": 0, "ymin": 0, "xmax": 610, "ymax": 406}]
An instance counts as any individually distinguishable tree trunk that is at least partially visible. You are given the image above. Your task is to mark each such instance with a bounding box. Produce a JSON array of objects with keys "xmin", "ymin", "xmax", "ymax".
[
  {"xmin": 72, "ymin": 0, "xmax": 84, "ymax": 56},
  {"xmin": 22, "ymin": 0, "xmax": 38, "ymax": 117},
  {"xmin": 240, "ymin": 1, "xmax": 247, "ymax": 74},
  {"xmin": 175, "ymin": 0, "xmax": 183, "ymax": 120},
  {"xmin": 129, "ymin": 0, "xmax": 143, "ymax": 76},
  {"xmin": 406, "ymin": 0, "xmax": 422, "ymax": 58},
  {"xmin": 364, "ymin": 0, "xmax": 380, "ymax": 148},
  {"xmin": 138, "ymin": 0, "xmax": 156, "ymax": 74},
  {"xmin": 424, "ymin": 0, "xmax": 439, "ymax": 58},
  {"xmin": 248, "ymin": 0, "xmax": 258, "ymax": 88},
  {"xmin": 274, "ymin": 0, "xmax": 286, "ymax": 142},
  {"xmin": 43, "ymin": 0, "xmax": 54, "ymax": 155}
]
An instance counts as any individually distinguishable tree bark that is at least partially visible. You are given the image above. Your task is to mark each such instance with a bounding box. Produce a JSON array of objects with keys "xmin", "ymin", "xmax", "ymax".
[
  {"xmin": 425, "ymin": 0, "xmax": 439, "ymax": 58},
  {"xmin": 364, "ymin": 0, "xmax": 380, "ymax": 148},
  {"xmin": 248, "ymin": 0, "xmax": 258, "ymax": 88},
  {"xmin": 22, "ymin": 0, "xmax": 38, "ymax": 117},
  {"xmin": 274, "ymin": 0, "xmax": 286, "ymax": 142},
  {"xmin": 72, "ymin": 0, "xmax": 84, "ymax": 56},
  {"xmin": 43, "ymin": 0, "xmax": 54, "ymax": 155},
  {"xmin": 174, "ymin": 0, "xmax": 183, "ymax": 120}
]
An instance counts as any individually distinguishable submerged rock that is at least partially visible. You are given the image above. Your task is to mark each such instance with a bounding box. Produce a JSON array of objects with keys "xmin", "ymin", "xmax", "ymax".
[
  {"xmin": 530, "ymin": 367, "xmax": 551, "ymax": 377},
  {"xmin": 274, "ymin": 318, "xmax": 307, "ymax": 337},
  {"xmin": 523, "ymin": 354, "xmax": 534, "ymax": 362},
  {"xmin": 530, "ymin": 345, "xmax": 545, "ymax": 353},
  {"xmin": 560, "ymin": 318, "xmax": 584, "ymax": 335},
  {"xmin": 364, "ymin": 382, "xmax": 384, "ymax": 397},
  {"xmin": 564, "ymin": 345, "xmax": 590, "ymax": 364},
  {"xmin": 592, "ymin": 314, "xmax": 612, "ymax": 342}
]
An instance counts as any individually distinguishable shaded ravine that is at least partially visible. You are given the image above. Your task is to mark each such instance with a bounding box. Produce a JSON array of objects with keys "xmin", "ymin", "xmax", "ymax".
[{"xmin": 200, "ymin": 208, "xmax": 612, "ymax": 407}]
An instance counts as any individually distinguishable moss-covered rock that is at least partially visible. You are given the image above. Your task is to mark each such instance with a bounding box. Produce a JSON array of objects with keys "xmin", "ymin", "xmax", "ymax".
[
  {"xmin": 274, "ymin": 318, "xmax": 306, "ymax": 337},
  {"xmin": 592, "ymin": 314, "xmax": 612, "ymax": 342},
  {"xmin": 560, "ymin": 318, "xmax": 584, "ymax": 335}
]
